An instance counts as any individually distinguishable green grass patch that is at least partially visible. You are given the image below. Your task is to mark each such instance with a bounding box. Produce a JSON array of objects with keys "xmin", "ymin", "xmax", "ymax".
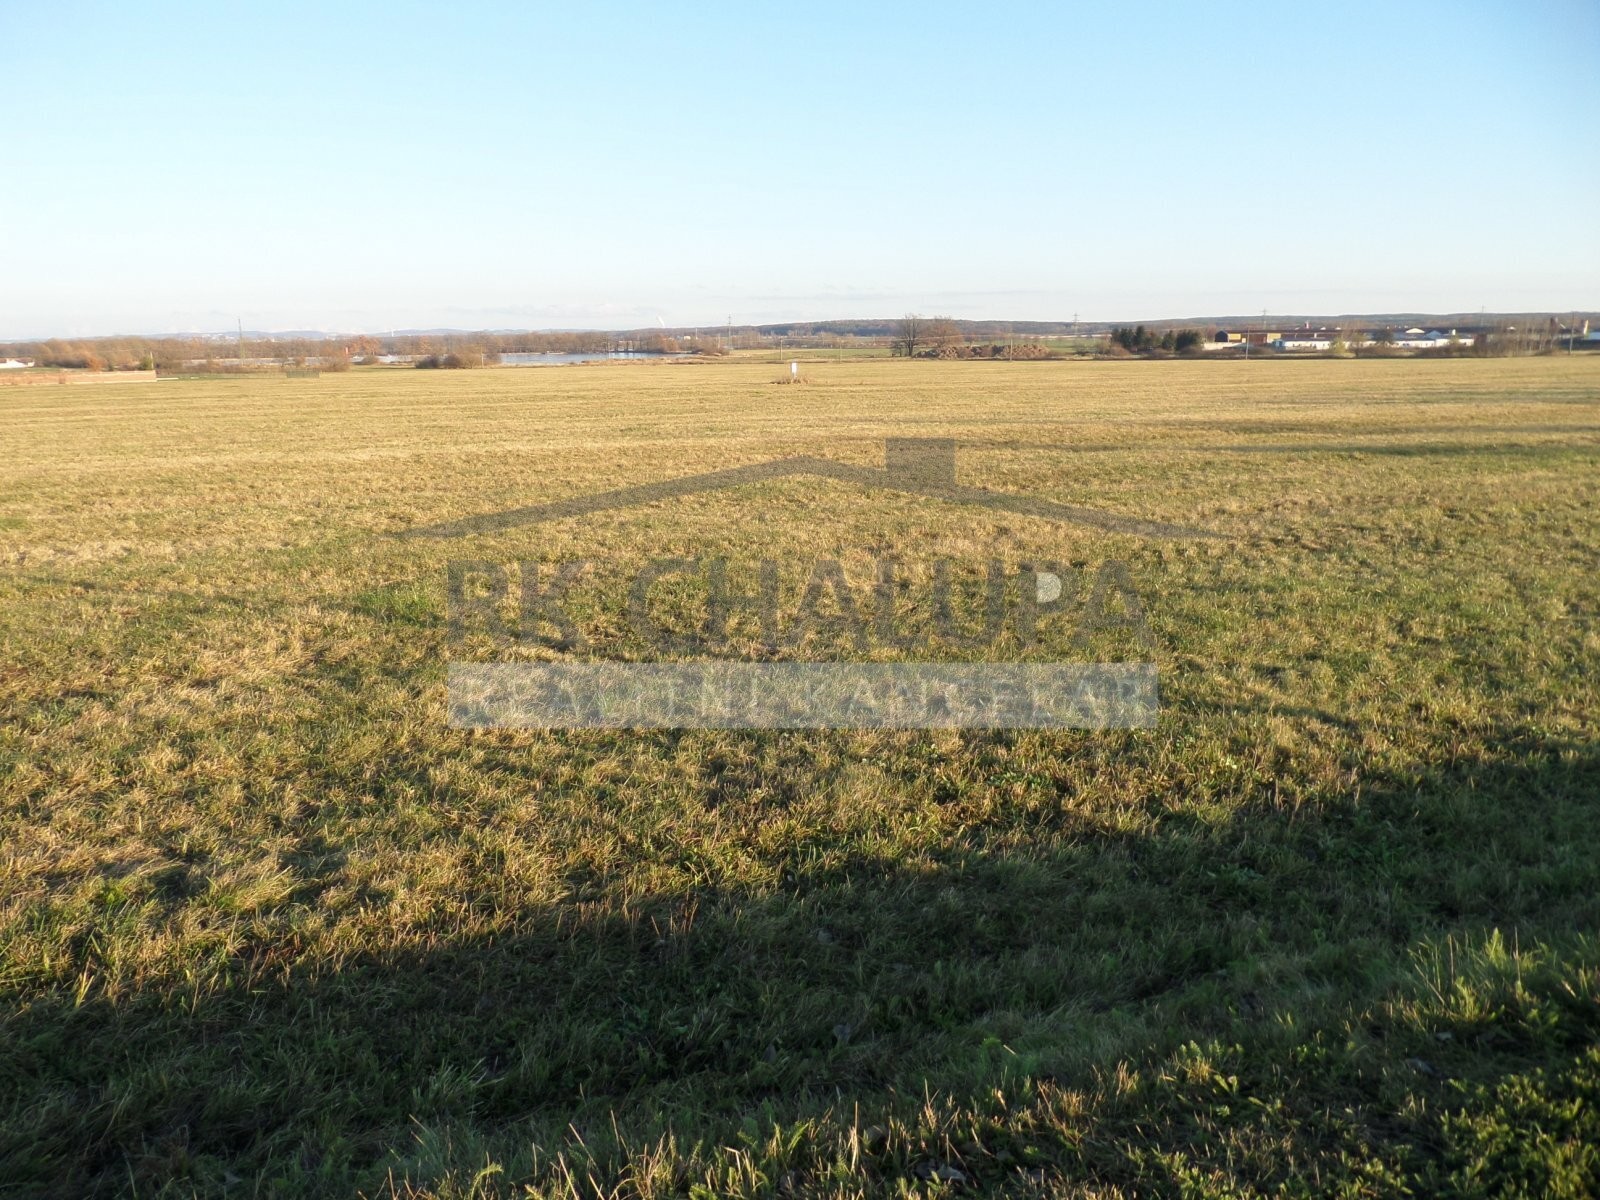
[{"xmin": 1, "ymin": 357, "xmax": 1597, "ymax": 1196}]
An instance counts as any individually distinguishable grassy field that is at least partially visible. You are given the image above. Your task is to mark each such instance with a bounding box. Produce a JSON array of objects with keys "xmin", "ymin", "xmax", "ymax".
[{"xmin": 2, "ymin": 357, "xmax": 1598, "ymax": 1197}]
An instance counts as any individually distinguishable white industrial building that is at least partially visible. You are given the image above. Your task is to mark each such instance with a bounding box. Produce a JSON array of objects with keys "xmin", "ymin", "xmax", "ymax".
[{"xmin": 1267, "ymin": 328, "xmax": 1476, "ymax": 352}]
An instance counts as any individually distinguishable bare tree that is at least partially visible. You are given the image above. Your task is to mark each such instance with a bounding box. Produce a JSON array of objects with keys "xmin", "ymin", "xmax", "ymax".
[
  {"xmin": 925, "ymin": 316, "xmax": 964, "ymax": 357},
  {"xmin": 893, "ymin": 313, "xmax": 924, "ymax": 358}
]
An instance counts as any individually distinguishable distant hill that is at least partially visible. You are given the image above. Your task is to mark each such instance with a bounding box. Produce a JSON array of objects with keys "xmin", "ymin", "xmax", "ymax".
[{"xmin": 5, "ymin": 313, "xmax": 1594, "ymax": 352}]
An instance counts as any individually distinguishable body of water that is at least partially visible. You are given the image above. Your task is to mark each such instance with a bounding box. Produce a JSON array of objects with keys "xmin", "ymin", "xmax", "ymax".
[{"xmin": 500, "ymin": 351, "xmax": 686, "ymax": 366}]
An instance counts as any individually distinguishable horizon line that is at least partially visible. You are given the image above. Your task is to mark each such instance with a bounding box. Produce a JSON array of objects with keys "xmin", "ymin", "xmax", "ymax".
[{"xmin": 5, "ymin": 307, "xmax": 1597, "ymax": 344}]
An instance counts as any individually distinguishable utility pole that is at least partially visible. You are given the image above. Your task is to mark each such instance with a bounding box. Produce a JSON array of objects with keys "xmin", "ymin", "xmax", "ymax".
[{"xmin": 237, "ymin": 318, "xmax": 244, "ymax": 365}]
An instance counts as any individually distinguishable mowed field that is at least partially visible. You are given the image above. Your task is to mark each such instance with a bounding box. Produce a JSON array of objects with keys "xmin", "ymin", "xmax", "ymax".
[{"xmin": 2, "ymin": 357, "xmax": 1598, "ymax": 1198}]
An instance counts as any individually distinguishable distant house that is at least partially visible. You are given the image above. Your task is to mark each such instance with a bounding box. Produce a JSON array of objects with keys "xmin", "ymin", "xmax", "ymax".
[
  {"xmin": 1263, "ymin": 326, "xmax": 1479, "ymax": 352},
  {"xmin": 1217, "ymin": 326, "xmax": 1482, "ymax": 353},
  {"xmin": 1275, "ymin": 332, "xmax": 1340, "ymax": 351},
  {"xmin": 1391, "ymin": 329, "xmax": 1473, "ymax": 349},
  {"xmin": 1211, "ymin": 329, "xmax": 1279, "ymax": 345},
  {"xmin": 0, "ymin": 358, "xmax": 35, "ymax": 369}
]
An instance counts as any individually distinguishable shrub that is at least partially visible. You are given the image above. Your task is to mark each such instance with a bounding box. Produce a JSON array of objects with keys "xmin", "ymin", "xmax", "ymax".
[{"xmin": 417, "ymin": 347, "xmax": 488, "ymax": 369}]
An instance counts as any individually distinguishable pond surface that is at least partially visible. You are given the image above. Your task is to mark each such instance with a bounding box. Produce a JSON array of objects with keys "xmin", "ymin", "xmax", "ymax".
[{"xmin": 500, "ymin": 351, "xmax": 686, "ymax": 366}]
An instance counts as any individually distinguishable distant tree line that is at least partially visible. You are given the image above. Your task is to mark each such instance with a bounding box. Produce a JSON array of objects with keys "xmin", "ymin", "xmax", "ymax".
[
  {"xmin": 0, "ymin": 329, "xmax": 700, "ymax": 371},
  {"xmin": 891, "ymin": 313, "xmax": 1083, "ymax": 360},
  {"xmin": 5, "ymin": 317, "xmax": 1583, "ymax": 371},
  {"xmin": 892, "ymin": 315, "xmax": 963, "ymax": 358},
  {"xmin": 415, "ymin": 349, "xmax": 486, "ymax": 369},
  {"xmin": 1109, "ymin": 326, "xmax": 1205, "ymax": 354},
  {"xmin": 892, "ymin": 315, "xmax": 1062, "ymax": 359}
]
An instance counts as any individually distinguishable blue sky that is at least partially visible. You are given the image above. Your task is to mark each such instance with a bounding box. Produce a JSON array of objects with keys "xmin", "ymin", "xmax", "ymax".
[{"xmin": 2, "ymin": 0, "xmax": 1596, "ymax": 337}]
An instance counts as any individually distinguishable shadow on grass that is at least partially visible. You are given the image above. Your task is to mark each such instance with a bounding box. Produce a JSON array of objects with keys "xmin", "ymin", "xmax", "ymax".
[{"xmin": 3, "ymin": 735, "xmax": 1598, "ymax": 1196}]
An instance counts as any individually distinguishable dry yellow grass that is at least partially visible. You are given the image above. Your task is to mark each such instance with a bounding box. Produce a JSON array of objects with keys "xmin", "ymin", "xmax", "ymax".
[{"xmin": 2, "ymin": 355, "xmax": 1598, "ymax": 1197}]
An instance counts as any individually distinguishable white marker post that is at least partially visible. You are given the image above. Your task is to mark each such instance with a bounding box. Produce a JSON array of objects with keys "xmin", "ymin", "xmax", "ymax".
[{"xmin": 790, "ymin": 360, "xmax": 799, "ymax": 381}]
